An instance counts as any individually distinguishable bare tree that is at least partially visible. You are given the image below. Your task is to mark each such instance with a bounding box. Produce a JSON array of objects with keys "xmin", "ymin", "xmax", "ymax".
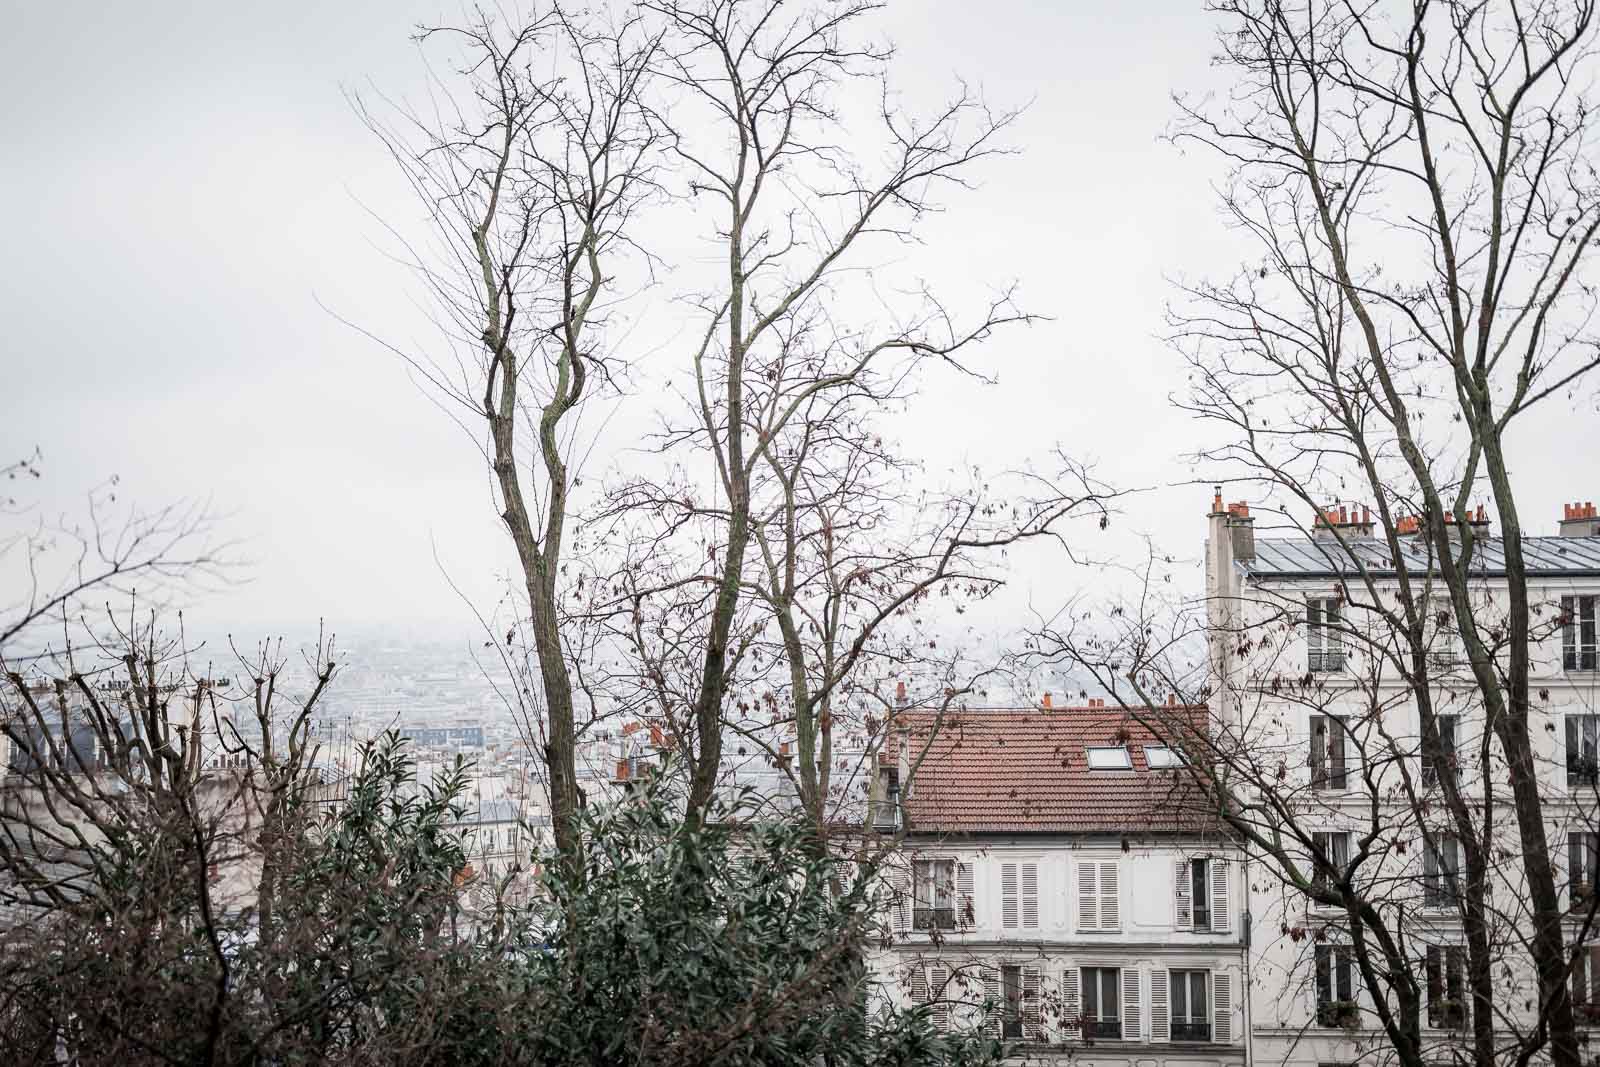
[
  {"xmin": 1033, "ymin": 3, "xmax": 1600, "ymax": 1064},
  {"xmin": 355, "ymin": 6, "xmax": 661, "ymax": 869},
  {"xmin": 1, "ymin": 452, "xmax": 224, "ymax": 662},
  {"xmin": 596, "ymin": 0, "xmax": 1057, "ymax": 823}
]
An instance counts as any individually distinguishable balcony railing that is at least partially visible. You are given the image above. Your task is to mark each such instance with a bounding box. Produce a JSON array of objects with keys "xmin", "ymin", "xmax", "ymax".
[
  {"xmin": 1429, "ymin": 1002, "xmax": 1467, "ymax": 1030},
  {"xmin": 1171, "ymin": 1021, "xmax": 1212, "ymax": 1042},
  {"xmin": 1002, "ymin": 1019, "xmax": 1023, "ymax": 1039},
  {"xmin": 1317, "ymin": 1000, "xmax": 1360, "ymax": 1029},
  {"xmin": 868, "ymin": 800, "xmax": 900, "ymax": 830},
  {"xmin": 1085, "ymin": 1018, "xmax": 1121, "ymax": 1039},
  {"xmin": 1423, "ymin": 883, "xmax": 1460, "ymax": 909},
  {"xmin": 1568, "ymin": 757, "xmax": 1599, "ymax": 788},
  {"xmin": 1308, "ymin": 650, "xmax": 1345, "ymax": 673},
  {"xmin": 913, "ymin": 907, "xmax": 955, "ymax": 931}
]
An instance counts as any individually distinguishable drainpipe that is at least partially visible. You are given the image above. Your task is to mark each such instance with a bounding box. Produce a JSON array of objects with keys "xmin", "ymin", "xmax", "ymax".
[{"xmin": 1242, "ymin": 846, "xmax": 1255, "ymax": 1067}]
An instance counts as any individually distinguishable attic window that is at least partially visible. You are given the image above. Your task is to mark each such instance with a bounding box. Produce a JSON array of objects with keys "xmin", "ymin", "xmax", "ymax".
[
  {"xmin": 1085, "ymin": 746, "xmax": 1133, "ymax": 770},
  {"xmin": 1144, "ymin": 745, "xmax": 1183, "ymax": 769}
]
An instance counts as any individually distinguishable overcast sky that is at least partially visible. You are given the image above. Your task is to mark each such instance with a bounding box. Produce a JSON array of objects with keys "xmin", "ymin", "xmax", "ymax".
[{"xmin": 4, "ymin": 1, "xmax": 1594, "ymax": 645}]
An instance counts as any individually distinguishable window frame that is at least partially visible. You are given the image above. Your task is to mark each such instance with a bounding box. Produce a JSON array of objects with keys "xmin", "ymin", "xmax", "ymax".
[
  {"xmin": 1144, "ymin": 744, "xmax": 1183, "ymax": 769},
  {"xmin": 912, "ymin": 857, "xmax": 957, "ymax": 931},
  {"xmin": 1423, "ymin": 836, "xmax": 1462, "ymax": 910},
  {"xmin": 1421, "ymin": 714, "xmax": 1459, "ymax": 789},
  {"xmin": 1315, "ymin": 945, "xmax": 1357, "ymax": 1028},
  {"xmin": 1311, "ymin": 831, "xmax": 1351, "ymax": 897},
  {"xmin": 1569, "ymin": 714, "xmax": 1600, "ymax": 788},
  {"xmin": 1190, "ymin": 858, "xmax": 1212, "ymax": 931},
  {"xmin": 1310, "ymin": 714, "xmax": 1349, "ymax": 790},
  {"xmin": 1564, "ymin": 595, "xmax": 1598, "ymax": 673},
  {"xmin": 1170, "ymin": 969, "xmax": 1212, "ymax": 1042},
  {"xmin": 1425, "ymin": 945, "xmax": 1468, "ymax": 1030},
  {"xmin": 1086, "ymin": 746, "xmax": 1133, "ymax": 770},
  {"xmin": 1081, "ymin": 966, "xmax": 1122, "ymax": 1039},
  {"xmin": 1307, "ymin": 597, "xmax": 1345, "ymax": 673}
]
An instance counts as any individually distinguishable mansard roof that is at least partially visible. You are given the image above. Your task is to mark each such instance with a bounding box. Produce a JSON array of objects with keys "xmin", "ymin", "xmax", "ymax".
[
  {"xmin": 894, "ymin": 705, "xmax": 1220, "ymax": 837},
  {"xmin": 1241, "ymin": 535, "xmax": 1600, "ymax": 580}
]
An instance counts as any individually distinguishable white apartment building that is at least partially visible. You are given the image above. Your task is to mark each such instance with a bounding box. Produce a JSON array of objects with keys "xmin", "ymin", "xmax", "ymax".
[
  {"xmin": 1204, "ymin": 493, "xmax": 1600, "ymax": 1067},
  {"xmin": 876, "ymin": 705, "xmax": 1247, "ymax": 1065}
]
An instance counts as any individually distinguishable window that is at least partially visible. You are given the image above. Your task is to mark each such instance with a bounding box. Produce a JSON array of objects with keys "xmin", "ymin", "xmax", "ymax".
[
  {"xmin": 1078, "ymin": 861, "xmax": 1120, "ymax": 930},
  {"xmin": 987, "ymin": 964, "xmax": 1040, "ymax": 1040},
  {"xmin": 1002, "ymin": 965, "xmax": 1024, "ymax": 1039},
  {"xmin": 1425, "ymin": 946, "xmax": 1468, "ymax": 1029},
  {"xmin": 1571, "ymin": 833, "xmax": 1600, "ymax": 911},
  {"xmin": 1421, "ymin": 715, "xmax": 1458, "ymax": 789},
  {"xmin": 1175, "ymin": 857, "xmax": 1231, "ymax": 933},
  {"xmin": 872, "ymin": 768, "xmax": 900, "ymax": 829},
  {"xmin": 1423, "ymin": 836, "xmax": 1461, "ymax": 909},
  {"xmin": 1310, "ymin": 714, "xmax": 1348, "ymax": 790},
  {"xmin": 1311, "ymin": 832, "xmax": 1351, "ymax": 896},
  {"xmin": 914, "ymin": 859, "xmax": 956, "ymax": 930},
  {"xmin": 1001, "ymin": 862, "xmax": 1039, "ymax": 930},
  {"xmin": 1569, "ymin": 715, "xmax": 1600, "ymax": 787},
  {"xmin": 1315, "ymin": 945, "xmax": 1356, "ymax": 1028},
  {"xmin": 1086, "ymin": 746, "xmax": 1133, "ymax": 770},
  {"xmin": 1571, "ymin": 946, "xmax": 1600, "ymax": 1024},
  {"xmin": 1308, "ymin": 598, "xmax": 1344, "ymax": 672},
  {"xmin": 1170, "ymin": 970, "xmax": 1211, "ymax": 1041},
  {"xmin": 1144, "ymin": 745, "xmax": 1183, "ymax": 769},
  {"xmin": 1564, "ymin": 595, "xmax": 1598, "ymax": 672},
  {"xmin": 1424, "ymin": 596, "xmax": 1462, "ymax": 669},
  {"xmin": 1082, "ymin": 967, "xmax": 1122, "ymax": 1039},
  {"xmin": 910, "ymin": 963, "xmax": 952, "ymax": 1032}
]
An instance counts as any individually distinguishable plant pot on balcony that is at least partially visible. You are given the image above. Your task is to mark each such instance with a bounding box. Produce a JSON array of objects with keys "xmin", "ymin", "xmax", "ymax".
[{"xmin": 1318, "ymin": 1001, "xmax": 1360, "ymax": 1030}]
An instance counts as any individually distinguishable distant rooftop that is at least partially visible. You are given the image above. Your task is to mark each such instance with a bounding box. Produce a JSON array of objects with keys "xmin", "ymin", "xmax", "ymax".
[{"xmin": 1241, "ymin": 535, "xmax": 1600, "ymax": 580}]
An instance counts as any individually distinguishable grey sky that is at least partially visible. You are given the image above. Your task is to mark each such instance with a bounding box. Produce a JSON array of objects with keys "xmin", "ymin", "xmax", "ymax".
[{"xmin": 5, "ymin": 2, "xmax": 1592, "ymax": 642}]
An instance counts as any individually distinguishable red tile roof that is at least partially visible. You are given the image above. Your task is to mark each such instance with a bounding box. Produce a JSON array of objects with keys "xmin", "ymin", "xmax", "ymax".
[{"xmin": 894, "ymin": 704, "xmax": 1217, "ymax": 835}]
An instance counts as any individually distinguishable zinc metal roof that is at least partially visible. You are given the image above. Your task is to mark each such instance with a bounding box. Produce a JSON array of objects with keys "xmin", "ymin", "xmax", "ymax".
[{"xmin": 1241, "ymin": 536, "xmax": 1600, "ymax": 580}]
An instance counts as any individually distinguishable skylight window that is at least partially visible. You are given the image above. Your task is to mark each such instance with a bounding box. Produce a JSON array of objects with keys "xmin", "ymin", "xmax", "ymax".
[
  {"xmin": 1144, "ymin": 745, "xmax": 1183, "ymax": 769},
  {"xmin": 1085, "ymin": 746, "xmax": 1133, "ymax": 770}
]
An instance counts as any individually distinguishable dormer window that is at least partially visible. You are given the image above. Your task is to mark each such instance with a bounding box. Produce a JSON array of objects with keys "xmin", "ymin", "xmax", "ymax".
[
  {"xmin": 1144, "ymin": 745, "xmax": 1183, "ymax": 769},
  {"xmin": 1086, "ymin": 746, "xmax": 1133, "ymax": 770}
]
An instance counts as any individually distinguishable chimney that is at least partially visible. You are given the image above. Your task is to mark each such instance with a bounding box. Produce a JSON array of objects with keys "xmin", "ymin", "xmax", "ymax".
[
  {"xmin": 1041, "ymin": 692, "xmax": 1053, "ymax": 710},
  {"xmin": 1560, "ymin": 501, "xmax": 1600, "ymax": 537},
  {"xmin": 1313, "ymin": 501, "xmax": 1376, "ymax": 540},
  {"xmin": 1225, "ymin": 500, "xmax": 1256, "ymax": 560},
  {"xmin": 894, "ymin": 680, "xmax": 908, "ymax": 708}
]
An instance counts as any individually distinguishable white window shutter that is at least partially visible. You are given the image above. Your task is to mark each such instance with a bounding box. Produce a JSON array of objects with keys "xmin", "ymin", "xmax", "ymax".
[
  {"xmin": 1122, "ymin": 966, "xmax": 1142, "ymax": 1040},
  {"xmin": 1078, "ymin": 862, "xmax": 1098, "ymax": 930},
  {"xmin": 1099, "ymin": 862, "xmax": 1120, "ymax": 929},
  {"xmin": 909, "ymin": 964, "xmax": 928, "ymax": 1009},
  {"xmin": 1022, "ymin": 863, "xmax": 1039, "ymax": 929},
  {"xmin": 930, "ymin": 963, "xmax": 951, "ymax": 1032},
  {"xmin": 1213, "ymin": 970, "xmax": 1233, "ymax": 1043},
  {"xmin": 1210, "ymin": 859, "xmax": 1231, "ymax": 934},
  {"xmin": 982, "ymin": 965, "xmax": 1000, "ymax": 1038},
  {"xmin": 1175, "ymin": 859, "xmax": 1192, "ymax": 929},
  {"xmin": 1002, "ymin": 863, "xmax": 1019, "ymax": 929},
  {"xmin": 1061, "ymin": 964, "xmax": 1081, "ymax": 1037},
  {"xmin": 892, "ymin": 863, "xmax": 910, "ymax": 932},
  {"xmin": 958, "ymin": 861, "xmax": 976, "ymax": 928},
  {"xmin": 1150, "ymin": 968, "xmax": 1170, "ymax": 1042},
  {"xmin": 1023, "ymin": 964, "xmax": 1043, "ymax": 1039}
]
